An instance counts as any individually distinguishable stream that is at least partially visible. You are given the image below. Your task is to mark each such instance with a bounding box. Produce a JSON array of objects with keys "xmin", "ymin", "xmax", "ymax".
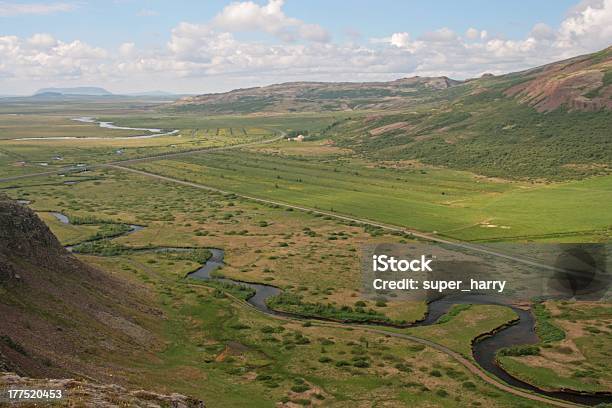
[
  {"xmin": 11, "ymin": 117, "xmax": 178, "ymax": 140},
  {"xmin": 47, "ymin": 209, "xmax": 612, "ymax": 406}
]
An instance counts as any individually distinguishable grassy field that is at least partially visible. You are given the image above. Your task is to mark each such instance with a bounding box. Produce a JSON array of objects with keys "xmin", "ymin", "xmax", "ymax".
[
  {"xmin": 0, "ymin": 168, "xmax": 549, "ymax": 407},
  {"xmin": 2, "ymin": 168, "xmax": 427, "ymax": 323},
  {"xmin": 404, "ymin": 305, "xmax": 518, "ymax": 358},
  {"xmin": 84, "ymin": 253, "xmax": 541, "ymax": 407},
  {"xmin": 128, "ymin": 148, "xmax": 612, "ymax": 242},
  {"xmin": 1, "ymin": 101, "xmax": 610, "ymax": 406},
  {"xmin": 0, "ymin": 112, "xmax": 274, "ymax": 178},
  {"xmin": 97, "ymin": 111, "xmax": 352, "ymax": 134},
  {"xmin": 498, "ymin": 301, "xmax": 612, "ymax": 393}
]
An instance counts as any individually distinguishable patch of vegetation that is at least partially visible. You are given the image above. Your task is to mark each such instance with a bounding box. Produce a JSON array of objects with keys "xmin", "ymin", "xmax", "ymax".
[
  {"xmin": 90, "ymin": 223, "xmax": 132, "ymax": 240},
  {"xmin": 71, "ymin": 239, "xmax": 136, "ymax": 256},
  {"xmin": 332, "ymin": 99, "xmax": 612, "ymax": 180},
  {"xmin": 69, "ymin": 215, "xmax": 117, "ymax": 225},
  {"xmin": 266, "ymin": 292, "xmax": 408, "ymax": 325},
  {"xmin": 498, "ymin": 345, "xmax": 540, "ymax": 357},
  {"xmin": 193, "ymin": 279, "xmax": 256, "ymax": 300},
  {"xmin": 162, "ymin": 248, "xmax": 212, "ymax": 264},
  {"xmin": 0, "ymin": 335, "xmax": 28, "ymax": 355},
  {"xmin": 533, "ymin": 303, "xmax": 565, "ymax": 343},
  {"xmin": 436, "ymin": 304, "xmax": 471, "ymax": 324}
]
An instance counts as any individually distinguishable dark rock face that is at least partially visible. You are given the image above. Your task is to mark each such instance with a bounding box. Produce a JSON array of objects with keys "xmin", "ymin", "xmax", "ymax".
[
  {"xmin": 0, "ymin": 258, "xmax": 15, "ymax": 281},
  {"xmin": 0, "ymin": 196, "xmax": 202, "ymax": 405},
  {"xmin": 0, "ymin": 194, "xmax": 63, "ymax": 257},
  {"xmin": 0, "ymin": 194, "xmax": 69, "ymax": 283}
]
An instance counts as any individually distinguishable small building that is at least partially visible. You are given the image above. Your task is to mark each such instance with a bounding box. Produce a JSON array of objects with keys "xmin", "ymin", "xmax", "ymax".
[{"xmin": 288, "ymin": 134, "xmax": 305, "ymax": 142}]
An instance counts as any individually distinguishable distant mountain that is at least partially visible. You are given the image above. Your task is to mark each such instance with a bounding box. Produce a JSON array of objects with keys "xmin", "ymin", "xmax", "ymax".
[
  {"xmin": 34, "ymin": 86, "xmax": 112, "ymax": 96},
  {"xmin": 170, "ymin": 76, "xmax": 460, "ymax": 113}
]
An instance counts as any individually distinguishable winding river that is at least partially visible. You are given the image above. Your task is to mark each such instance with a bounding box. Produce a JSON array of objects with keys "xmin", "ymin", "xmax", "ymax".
[
  {"xmin": 47, "ymin": 209, "xmax": 612, "ymax": 406},
  {"xmin": 189, "ymin": 257, "xmax": 611, "ymax": 406},
  {"xmin": 11, "ymin": 117, "xmax": 178, "ymax": 140}
]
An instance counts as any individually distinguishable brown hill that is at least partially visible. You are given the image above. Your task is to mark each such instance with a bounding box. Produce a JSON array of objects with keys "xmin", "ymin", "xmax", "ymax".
[
  {"xmin": 0, "ymin": 194, "xmax": 160, "ymax": 381},
  {"xmin": 171, "ymin": 76, "xmax": 460, "ymax": 113},
  {"xmin": 504, "ymin": 46, "xmax": 612, "ymax": 112},
  {"xmin": 170, "ymin": 46, "xmax": 612, "ymax": 114}
]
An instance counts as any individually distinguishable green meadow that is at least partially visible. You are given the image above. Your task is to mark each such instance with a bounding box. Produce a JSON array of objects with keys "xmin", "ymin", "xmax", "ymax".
[
  {"xmin": 0, "ymin": 112, "xmax": 274, "ymax": 178},
  {"xmin": 1, "ymin": 169, "xmax": 545, "ymax": 407},
  {"xmin": 129, "ymin": 149, "xmax": 612, "ymax": 242}
]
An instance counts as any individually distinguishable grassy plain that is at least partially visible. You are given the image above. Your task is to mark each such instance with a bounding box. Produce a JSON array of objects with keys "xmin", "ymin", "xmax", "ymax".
[
  {"xmin": 404, "ymin": 305, "xmax": 518, "ymax": 357},
  {"xmin": 2, "ymin": 169, "xmax": 425, "ymax": 322},
  {"xmin": 0, "ymin": 169, "xmax": 546, "ymax": 407},
  {"xmin": 1, "ymin": 102, "xmax": 610, "ymax": 406},
  {"xmin": 129, "ymin": 148, "xmax": 612, "ymax": 242},
  {"xmin": 498, "ymin": 301, "xmax": 612, "ymax": 393},
  {"xmin": 0, "ymin": 114, "xmax": 272, "ymax": 178}
]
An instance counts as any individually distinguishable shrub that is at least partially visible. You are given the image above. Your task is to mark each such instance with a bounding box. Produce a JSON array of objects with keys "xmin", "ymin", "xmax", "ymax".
[
  {"xmin": 533, "ymin": 303, "xmax": 565, "ymax": 343},
  {"xmin": 291, "ymin": 385, "xmax": 310, "ymax": 393},
  {"xmin": 498, "ymin": 345, "xmax": 540, "ymax": 357}
]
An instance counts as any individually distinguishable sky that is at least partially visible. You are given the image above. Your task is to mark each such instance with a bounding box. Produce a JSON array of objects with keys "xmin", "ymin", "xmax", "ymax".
[{"xmin": 0, "ymin": 0, "xmax": 611, "ymax": 95}]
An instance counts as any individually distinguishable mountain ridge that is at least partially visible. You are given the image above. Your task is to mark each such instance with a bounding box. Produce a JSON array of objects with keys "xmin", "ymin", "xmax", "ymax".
[
  {"xmin": 34, "ymin": 86, "xmax": 112, "ymax": 96},
  {"xmin": 170, "ymin": 46, "xmax": 612, "ymax": 114},
  {"xmin": 171, "ymin": 75, "xmax": 461, "ymax": 113}
]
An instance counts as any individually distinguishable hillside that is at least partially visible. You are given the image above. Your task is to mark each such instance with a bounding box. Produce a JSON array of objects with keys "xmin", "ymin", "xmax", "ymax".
[
  {"xmin": 503, "ymin": 46, "xmax": 612, "ymax": 112},
  {"xmin": 171, "ymin": 76, "xmax": 460, "ymax": 113},
  {"xmin": 0, "ymin": 195, "xmax": 159, "ymax": 380},
  {"xmin": 318, "ymin": 47, "xmax": 612, "ymax": 180},
  {"xmin": 170, "ymin": 47, "xmax": 611, "ymax": 115}
]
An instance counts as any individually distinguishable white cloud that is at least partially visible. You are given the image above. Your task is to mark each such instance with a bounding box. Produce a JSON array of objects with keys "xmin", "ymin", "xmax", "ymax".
[
  {"xmin": 530, "ymin": 23, "xmax": 555, "ymax": 40},
  {"xmin": 118, "ymin": 42, "xmax": 135, "ymax": 56},
  {"xmin": 390, "ymin": 32, "xmax": 410, "ymax": 48},
  {"xmin": 0, "ymin": 0, "xmax": 610, "ymax": 94},
  {"xmin": 0, "ymin": 2, "xmax": 75, "ymax": 16},
  {"xmin": 465, "ymin": 28, "xmax": 480, "ymax": 40},
  {"xmin": 556, "ymin": 0, "xmax": 612, "ymax": 53},
  {"xmin": 212, "ymin": 0, "xmax": 330, "ymax": 42},
  {"xmin": 420, "ymin": 27, "xmax": 458, "ymax": 43},
  {"xmin": 465, "ymin": 28, "xmax": 487, "ymax": 41},
  {"xmin": 27, "ymin": 33, "xmax": 57, "ymax": 49}
]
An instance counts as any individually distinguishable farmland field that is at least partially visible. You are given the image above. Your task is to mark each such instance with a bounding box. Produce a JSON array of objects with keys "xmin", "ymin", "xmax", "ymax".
[{"xmin": 128, "ymin": 148, "xmax": 612, "ymax": 242}]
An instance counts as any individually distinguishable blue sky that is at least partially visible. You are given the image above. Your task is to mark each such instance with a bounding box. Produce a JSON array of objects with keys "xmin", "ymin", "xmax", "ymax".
[
  {"xmin": 0, "ymin": 0, "xmax": 610, "ymax": 94},
  {"xmin": 1, "ymin": 1, "xmax": 578, "ymax": 47}
]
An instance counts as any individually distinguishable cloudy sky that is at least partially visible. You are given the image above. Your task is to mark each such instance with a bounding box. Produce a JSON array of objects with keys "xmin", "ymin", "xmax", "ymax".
[{"xmin": 1, "ymin": 0, "xmax": 611, "ymax": 94}]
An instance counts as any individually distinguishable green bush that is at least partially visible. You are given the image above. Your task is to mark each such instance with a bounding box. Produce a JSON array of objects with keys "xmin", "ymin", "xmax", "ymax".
[
  {"xmin": 498, "ymin": 345, "xmax": 540, "ymax": 357},
  {"xmin": 291, "ymin": 384, "xmax": 310, "ymax": 393},
  {"xmin": 534, "ymin": 303, "xmax": 565, "ymax": 343}
]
